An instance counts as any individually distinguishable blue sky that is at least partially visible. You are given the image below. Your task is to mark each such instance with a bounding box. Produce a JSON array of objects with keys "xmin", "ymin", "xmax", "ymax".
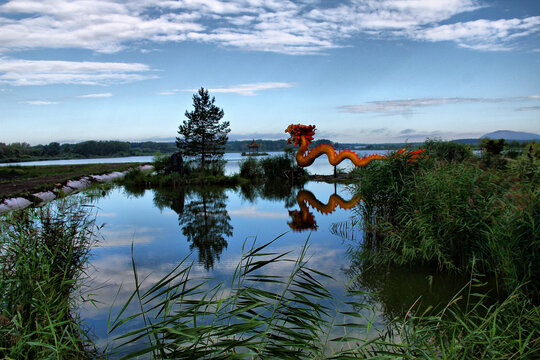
[{"xmin": 0, "ymin": 0, "xmax": 539, "ymax": 145}]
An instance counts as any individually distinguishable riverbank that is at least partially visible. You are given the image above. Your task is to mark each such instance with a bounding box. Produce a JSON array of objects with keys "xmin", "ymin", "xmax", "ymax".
[{"xmin": 0, "ymin": 163, "xmax": 150, "ymax": 199}]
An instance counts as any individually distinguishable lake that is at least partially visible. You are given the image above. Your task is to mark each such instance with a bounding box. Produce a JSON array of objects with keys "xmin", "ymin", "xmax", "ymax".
[
  {"xmin": 72, "ymin": 180, "xmax": 473, "ymax": 355},
  {"xmin": 0, "ymin": 151, "xmax": 387, "ymax": 176},
  {"xmin": 2, "ymin": 151, "xmax": 478, "ymax": 356}
]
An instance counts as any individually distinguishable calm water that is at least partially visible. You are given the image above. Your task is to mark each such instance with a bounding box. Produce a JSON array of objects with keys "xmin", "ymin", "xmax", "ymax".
[
  {"xmin": 0, "ymin": 151, "xmax": 388, "ymax": 176},
  {"xmin": 80, "ymin": 181, "xmax": 366, "ymax": 350},
  {"xmin": 3, "ymin": 151, "xmax": 477, "ymax": 354},
  {"xmin": 73, "ymin": 179, "xmax": 474, "ymax": 354}
]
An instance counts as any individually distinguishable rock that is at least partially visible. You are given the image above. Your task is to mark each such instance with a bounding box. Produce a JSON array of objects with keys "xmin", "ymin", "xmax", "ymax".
[
  {"xmin": 165, "ymin": 152, "xmax": 184, "ymax": 176},
  {"xmin": 0, "ymin": 197, "xmax": 33, "ymax": 213}
]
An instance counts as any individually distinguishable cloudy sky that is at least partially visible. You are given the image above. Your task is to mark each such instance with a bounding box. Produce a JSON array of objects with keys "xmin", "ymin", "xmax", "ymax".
[{"xmin": 0, "ymin": 0, "xmax": 539, "ymax": 144}]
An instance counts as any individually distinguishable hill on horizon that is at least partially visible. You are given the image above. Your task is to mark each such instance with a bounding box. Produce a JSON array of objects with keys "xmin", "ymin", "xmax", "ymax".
[{"xmin": 481, "ymin": 130, "xmax": 540, "ymax": 141}]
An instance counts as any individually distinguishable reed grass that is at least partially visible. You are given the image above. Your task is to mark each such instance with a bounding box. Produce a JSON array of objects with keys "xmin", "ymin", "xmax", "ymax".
[
  {"xmin": 351, "ymin": 143, "xmax": 539, "ymax": 300},
  {"xmin": 108, "ymin": 236, "xmax": 539, "ymax": 359},
  {"xmin": 0, "ymin": 200, "xmax": 99, "ymax": 359}
]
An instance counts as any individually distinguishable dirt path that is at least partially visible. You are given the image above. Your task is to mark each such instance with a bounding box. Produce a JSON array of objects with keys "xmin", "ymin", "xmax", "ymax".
[{"xmin": 0, "ymin": 163, "xmax": 143, "ymax": 198}]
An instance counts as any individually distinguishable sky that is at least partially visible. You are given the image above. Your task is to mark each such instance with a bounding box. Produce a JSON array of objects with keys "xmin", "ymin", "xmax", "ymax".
[{"xmin": 0, "ymin": 0, "xmax": 539, "ymax": 145}]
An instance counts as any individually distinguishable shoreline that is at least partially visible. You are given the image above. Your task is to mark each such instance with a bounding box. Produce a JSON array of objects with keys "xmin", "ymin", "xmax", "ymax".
[{"xmin": 0, "ymin": 163, "xmax": 152, "ymax": 212}]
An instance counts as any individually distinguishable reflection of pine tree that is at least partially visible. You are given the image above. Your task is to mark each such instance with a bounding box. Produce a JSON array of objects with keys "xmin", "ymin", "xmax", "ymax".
[
  {"xmin": 153, "ymin": 188, "xmax": 185, "ymax": 215},
  {"xmin": 179, "ymin": 189, "xmax": 233, "ymax": 270}
]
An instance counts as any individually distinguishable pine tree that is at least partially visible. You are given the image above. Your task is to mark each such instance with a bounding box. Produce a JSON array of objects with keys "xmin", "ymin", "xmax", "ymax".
[{"xmin": 176, "ymin": 88, "xmax": 230, "ymax": 170}]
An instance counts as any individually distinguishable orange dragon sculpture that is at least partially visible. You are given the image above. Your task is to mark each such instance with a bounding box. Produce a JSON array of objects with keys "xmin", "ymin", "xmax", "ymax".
[
  {"xmin": 285, "ymin": 124, "xmax": 386, "ymax": 167},
  {"xmin": 288, "ymin": 190, "xmax": 361, "ymax": 232}
]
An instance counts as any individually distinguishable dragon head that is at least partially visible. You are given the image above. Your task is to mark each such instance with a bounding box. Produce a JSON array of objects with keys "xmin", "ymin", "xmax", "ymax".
[{"xmin": 285, "ymin": 124, "xmax": 316, "ymax": 147}]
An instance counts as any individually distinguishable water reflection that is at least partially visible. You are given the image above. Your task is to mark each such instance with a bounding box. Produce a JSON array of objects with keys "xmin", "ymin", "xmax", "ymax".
[
  {"xmin": 76, "ymin": 179, "xmax": 486, "ymax": 355},
  {"xmin": 288, "ymin": 190, "xmax": 361, "ymax": 232},
  {"xmin": 341, "ymin": 228, "xmax": 498, "ymax": 324},
  {"xmin": 153, "ymin": 187, "xmax": 232, "ymax": 270}
]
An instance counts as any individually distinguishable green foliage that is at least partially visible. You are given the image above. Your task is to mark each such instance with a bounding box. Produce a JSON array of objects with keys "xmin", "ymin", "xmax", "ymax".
[
  {"xmin": 239, "ymin": 156, "xmax": 264, "ymax": 178},
  {"xmin": 0, "ymin": 201, "xmax": 98, "ymax": 359},
  {"xmin": 379, "ymin": 285, "xmax": 540, "ymax": 359},
  {"xmin": 423, "ymin": 138, "xmax": 472, "ymax": 162},
  {"xmin": 480, "ymin": 138, "xmax": 507, "ymax": 155},
  {"xmin": 260, "ymin": 155, "xmax": 295, "ymax": 178},
  {"xmin": 109, "ymin": 239, "xmax": 350, "ymax": 359},
  {"xmin": 176, "ymin": 88, "xmax": 230, "ymax": 169},
  {"xmin": 238, "ymin": 154, "xmax": 306, "ymax": 182},
  {"xmin": 352, "ymin": 148, "xmax": 540, "ymax": 300},
  {"xmin": 153, "ymin": 152, "xmax": 171, "ymax": 173}
]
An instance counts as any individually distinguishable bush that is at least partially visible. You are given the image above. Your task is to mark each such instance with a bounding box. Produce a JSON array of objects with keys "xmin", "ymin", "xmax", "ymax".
[
  {"xmin": 423, "ymin": 138, "xmax": 472, "ymax": 163},
  {"xmin": 260, "ymin": 154, "xmax": 299, "ymax": 178},
  {"xmin": 153, "ymin": 152, "xmax": 170, "ymax": 173},
  {"xmin": 239, "ymin": 157, "xmax": 264, "ymax": 178}
]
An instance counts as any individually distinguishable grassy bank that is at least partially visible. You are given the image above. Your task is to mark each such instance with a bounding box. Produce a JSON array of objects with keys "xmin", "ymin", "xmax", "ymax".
[{"xmin": 0, "ymin": 163, "xmax": 144, "ymax": 199}]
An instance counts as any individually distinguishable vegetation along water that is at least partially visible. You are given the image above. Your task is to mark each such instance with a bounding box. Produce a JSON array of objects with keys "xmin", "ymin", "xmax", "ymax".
[{"xmin": 1, "ymin": 89, "xmax": 538, "ymax": 358}]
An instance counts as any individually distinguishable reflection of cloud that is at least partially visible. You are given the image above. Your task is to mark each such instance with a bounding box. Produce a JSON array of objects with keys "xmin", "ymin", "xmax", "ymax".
[
  {"xmin": 228, "ymin": 206, "xmax": 287, "ymax": 219},
  {"xmin": 96, "ymin": 212, "xmax": 117, "ymax": 218},
  {"xmin": 79, "ymin": 239, "xmax": 355, "ymax": 349},
  {"xmin": 97, "ymin": 226, "xmax": 161, "ymax": 247}
]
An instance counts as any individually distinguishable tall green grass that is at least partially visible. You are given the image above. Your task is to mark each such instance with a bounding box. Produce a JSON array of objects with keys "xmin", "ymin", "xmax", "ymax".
[
  {"xmin": 351, "ymin": 140, "xmax": 539, "ymax": 300},
  {"xmin": 0, "ymin": 200, "xmax": 99, "ymax": 359}
]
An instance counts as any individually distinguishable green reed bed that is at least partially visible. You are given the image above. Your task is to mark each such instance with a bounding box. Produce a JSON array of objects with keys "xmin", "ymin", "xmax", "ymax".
[
  {"xmin": 350, "ymin": 140, "xmax": 539, "ymax": 299},
  {"xmin": 0, "ymin": 200, "xmax": 99, "ymax": 359}
]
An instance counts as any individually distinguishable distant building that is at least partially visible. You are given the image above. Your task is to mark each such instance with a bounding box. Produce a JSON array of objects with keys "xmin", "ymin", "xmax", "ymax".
[{"xmin": 246, "ymin": 139, "xmax": 261, "ymax": 154}]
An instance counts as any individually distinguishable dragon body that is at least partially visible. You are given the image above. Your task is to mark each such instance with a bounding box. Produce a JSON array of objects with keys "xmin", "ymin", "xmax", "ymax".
[{"xmin": 285, "ymin": 124, "xmax": 385, "ymax": 167}]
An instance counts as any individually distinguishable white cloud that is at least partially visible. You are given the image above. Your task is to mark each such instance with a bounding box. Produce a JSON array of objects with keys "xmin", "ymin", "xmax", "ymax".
[
  {"xmin": 183, "ymin": 82, "xmax": 294, "ymax": 96},
  {"xmin": 77, "ymin": 93, "xmax": 113, "ymax": 98},
  {"xmin": 340, "ymin": 96, "xmax": 540, "ymax": 115},
  {"xmin": 22, "ymin": 100, "xmax": 58, "ymax": 105},
  {"xmin": 517, "ymin": 106, "xmax": 540, "ymax": 111},
  {"xmin": 413, "ymin": 17, "xmax": 540, "ymax": 51},
  {"xmin": 156, "ymin": 89, "xmax": 181, "ymax": 95},
  {"xmin": 0, "ymin": 57, "xmax": 156, "ymax": 86},
  {"xmin": 161, "ymin": 83, "xmax": 293, "ymax": 96},
  {"xmin": 0, "ymin": 0, "xmax": 537, "ymax": 55}
]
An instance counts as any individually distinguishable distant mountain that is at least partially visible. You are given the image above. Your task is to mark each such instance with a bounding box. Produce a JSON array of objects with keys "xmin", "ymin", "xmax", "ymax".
[{"xmin": 481, "ymin": 130, "xmax": 540, "ymax": 141}]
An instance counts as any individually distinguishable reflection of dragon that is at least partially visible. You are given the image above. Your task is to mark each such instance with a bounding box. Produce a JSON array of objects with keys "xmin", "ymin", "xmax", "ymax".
[
  {"xmin": 285, "ymin": 124, "xmax": 386, "ymax": 167},
  {"xmin": 288, "ymin": 190, "xmax": 361, "ymax": 232}
]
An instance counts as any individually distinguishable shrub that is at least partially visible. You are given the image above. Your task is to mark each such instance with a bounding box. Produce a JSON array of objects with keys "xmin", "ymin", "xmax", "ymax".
[
  {"xmin": 260, "ymin": 154, "xmax": 294, "ymax": 178},
  {"xmin": 239, "ymin": 157, "xmax": 264, "ymax": 179},
  {"xmin": 153, "ymin": 152, "xmax": 171, "ymax": 173},
  {"xmin": 423, "ymin": 138, "xmax": 472, "ymax": 163}
]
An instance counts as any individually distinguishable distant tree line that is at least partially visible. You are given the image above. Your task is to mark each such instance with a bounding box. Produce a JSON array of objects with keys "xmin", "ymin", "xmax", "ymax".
[
  {"xmin": 2, "ymin": 137, "xmax": 532, "ymax": 164},
  {"xmin": 0, "ymin": 138, "xmax": 340, "ymax": 163},
  {"xmin": 225, "ymin": 139, "xmax": 335, "ymax": 152},
  {"xmin": 0, "ymin": 140, "xmax": 178, "ymax": 163}
]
